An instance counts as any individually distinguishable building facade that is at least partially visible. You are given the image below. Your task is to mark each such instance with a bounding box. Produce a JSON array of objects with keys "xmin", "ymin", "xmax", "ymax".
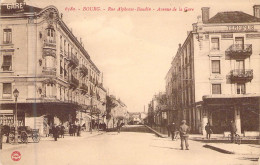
[
  {"xmin": 0, "ymin": 3, "xmax": 106, "ymax": 134},
  {"xmin": 166, "ymin": 5, "xmax": 260, "ymax": 135}
]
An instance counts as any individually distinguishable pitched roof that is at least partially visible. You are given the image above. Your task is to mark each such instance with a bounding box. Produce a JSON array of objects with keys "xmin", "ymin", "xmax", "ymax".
[
  {"xmin": 1, "ymin": 5, "xmax": 42, "ymax": 15},
  {"xmin": 207, "ymin": 11, "xmax": 260, "ymax": 24}
]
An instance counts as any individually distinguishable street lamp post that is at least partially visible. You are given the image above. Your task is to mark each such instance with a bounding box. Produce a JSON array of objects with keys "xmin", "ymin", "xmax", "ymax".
[{"xmin": 13, "ymin": 89, "xmax": 19, "ymax": 145}]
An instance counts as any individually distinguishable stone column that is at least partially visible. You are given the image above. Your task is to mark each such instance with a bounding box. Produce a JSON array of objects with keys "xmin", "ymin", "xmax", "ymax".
[{"xmin": 234, "ymin": 105, "xmax": 241, "ymax": 135}]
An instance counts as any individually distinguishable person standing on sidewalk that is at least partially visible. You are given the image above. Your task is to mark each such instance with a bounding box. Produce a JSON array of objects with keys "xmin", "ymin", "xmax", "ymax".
[
  {"xmin": 117, "ymin": 120, "xmax": 121, "ymax": 134},
  {"xmin": 179, "ymin": 120, "xmax": 190, "ymax": 150},
  {"xmin": 52, "ymin": 124, "xmax": 58, "ymax": 141},
  {"xmin": 230, "ymin": 120, "xmax": 237, "ymax": 143},
  {"xmin": 170, "ymin": 122, "xmax": 176, "ymax": 140},
  {"xmin": 205, "ymin": 123, "xmax": 213, "ymax": 139},
  {"xmin": 167, "ymin": 123, "xmax": 171, "ymax": 137}
]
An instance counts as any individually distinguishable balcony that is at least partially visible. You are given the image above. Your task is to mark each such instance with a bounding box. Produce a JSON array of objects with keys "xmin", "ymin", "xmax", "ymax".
[
  {"xmin": 230, "ymin": 69, "xmax": 253, "ymax": 82},
  {"xmin": 69, "ymin": 75, "xmax": 79, "ymax": 89},
  {"xmin": 42, "ymin": 67, "xmax": 56, "ymax": 76},
  {"xmin": 225, "ymin": 44, "xmax": 252, "ymax": 58},
  {"xmin": 80, "ymin": 83, "xmax": 88, "ymax": 94},
  {"xmin": 43, "ymin": 48, "xmax": 56, "ymax": 58},
  {"xmin": 79, "ymin": 65, "xmax": 88, "ymax": 77},
  {"xmin": 43, "ymin": 41, "xmax": 56, "ymax": 49},
  {"xmin": 68, "ymin": 53, "xmax": 79, "ymax": 68}
]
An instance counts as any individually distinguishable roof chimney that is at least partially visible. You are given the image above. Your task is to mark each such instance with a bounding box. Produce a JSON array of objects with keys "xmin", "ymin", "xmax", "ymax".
[
  {"xmin": 201, "ymin": 7, "xmax": 210, "ymax": 23},
  {"xmin": 253, "ymin": 5, "xmax": 260, "ymax": 18}
]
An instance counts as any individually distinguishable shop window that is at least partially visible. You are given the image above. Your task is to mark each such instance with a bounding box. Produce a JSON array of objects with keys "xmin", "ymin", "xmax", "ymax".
[
  {"xmin": 3, "ymin": 83, "xmax": 12, "ymax": 98},
  {"xmin": 237, "ymin": 83, "xmax": 245, "ymax": 94},
  {"xmin": 3, "ymin": 29, "xmax": 12, "ymax": 44},
  {"xmin": 212, "ymin": 84, "xmax": 221, "ymax": 94},
  {"xmin": 211, "ymin": 38, "xmax": 219, "ymax": 50},
  {"xmin": 211, "ymin": 60, "xmax": 220, "ymax": 74}
]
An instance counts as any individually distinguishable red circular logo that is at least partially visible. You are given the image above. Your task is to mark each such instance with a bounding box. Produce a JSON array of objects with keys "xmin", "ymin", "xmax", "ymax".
[{"xmin": 11, "ymin": 151, "xmax": 21, "ymax": 161}]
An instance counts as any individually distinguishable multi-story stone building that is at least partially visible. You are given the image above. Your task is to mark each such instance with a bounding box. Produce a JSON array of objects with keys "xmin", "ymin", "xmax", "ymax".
[
  {"xmin": 166, "ymin": 5, "xmax": 260, "ymax": 135},
  {"xmin": 0, "ymin": 3, "xmax": 106, "ymax": 134}
]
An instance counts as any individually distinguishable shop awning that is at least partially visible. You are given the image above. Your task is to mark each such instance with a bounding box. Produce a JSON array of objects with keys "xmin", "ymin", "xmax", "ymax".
[{"xmin": 203, "ymin": 94, "xmax": 260, "ymax": 106}]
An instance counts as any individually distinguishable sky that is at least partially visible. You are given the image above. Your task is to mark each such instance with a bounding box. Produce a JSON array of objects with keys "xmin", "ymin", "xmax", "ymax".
[{"xmin": 2, "ymin": 0, "xmax": 259, "ymax": 112}]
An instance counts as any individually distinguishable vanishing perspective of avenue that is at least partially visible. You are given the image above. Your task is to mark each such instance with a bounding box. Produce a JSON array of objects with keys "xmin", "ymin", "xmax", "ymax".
[{"xmin": 0, "ymin": 0, "xmax": 259, "ymax": 165}]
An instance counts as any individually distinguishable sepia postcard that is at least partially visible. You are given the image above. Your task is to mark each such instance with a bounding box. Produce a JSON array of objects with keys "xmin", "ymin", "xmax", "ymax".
[{"xmin": 0, "ymin": 0, "xmax": 259, "ymax": 164}]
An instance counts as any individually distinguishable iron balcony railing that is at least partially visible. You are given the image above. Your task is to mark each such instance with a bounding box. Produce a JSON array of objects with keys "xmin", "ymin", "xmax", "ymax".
[
  {"xmin": 68, "ymin": 53, "xmax": 79, "ymax": 67},
  {"xmin": 79, "ymin": 65, "xmax": 88, "ymax": 77},
  {"xmin": 69, "ymin": 75, "xmax": 79, "ymax": 89},
  {"xmin": 80, "ymin": 83, "xmax": 88, "ymax": 93},
  {"xmin": 43, "ymin": 41, "xmax": 56, "ymax": 49},
  {"xmin": 42, "ymin": 67, "xmax": 56, "ymax": 76},
  {"xmin": 230, "ymin": 69, "xmax": 253, "ymax": 81},
  {"xmin": 225, "ymin": 44, "xmax": 252, "ymax": 58}
]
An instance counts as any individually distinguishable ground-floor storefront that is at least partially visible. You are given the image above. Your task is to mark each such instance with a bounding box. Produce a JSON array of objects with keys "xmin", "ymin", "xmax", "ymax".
[
  {"xmin": 0, "ymin": 102, "xmax": 79, "ymax": 135},
  {"xmin": 201, "ymin": 95, "xmax": 260, "ymax": 136}
]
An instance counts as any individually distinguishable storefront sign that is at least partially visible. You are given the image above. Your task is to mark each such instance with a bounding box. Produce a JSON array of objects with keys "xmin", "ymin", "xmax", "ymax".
[
  {"xmin": 227, "ymin": 25, "xmax": 254, "ymax": 32},
  {"xmin": 5, "ymin": 2, "xmax": 26, "ymax": 10}
]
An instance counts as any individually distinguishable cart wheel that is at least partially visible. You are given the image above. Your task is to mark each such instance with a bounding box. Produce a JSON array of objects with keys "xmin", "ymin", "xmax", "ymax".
[
  {"xmin": 9, "ymin": 133, "xmax": 15, "ymax": 144},
  {"xmin": 32, "ymin": 134, "xmax": 40, "ymax": 143},
  {"xmin": 21, "ymin": 132, "xmax": 28, "ymax": 144}
]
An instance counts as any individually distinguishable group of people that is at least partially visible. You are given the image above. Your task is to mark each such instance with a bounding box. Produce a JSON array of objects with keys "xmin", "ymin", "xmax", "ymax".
[
  {"xmin": 167, "ymin": 120, "xmax": 190, "ymax": 150},
  {"xmin": 69, "ymin": 124, "xmax": 81, "ymax": 137},
  {"xmin": 205, "ymin": 120, "xmax": 237, "ymax": 143},
  {"xmin": 167, "ymin": 119, "xmax": 238, "ymax": 150},
  {"xmin": 46, "ymin": 123, "xmax": 83, "ymax": 141},
  {"xmin": 51, "ymin": 124, "xmax": 65, "ymax": 141}
]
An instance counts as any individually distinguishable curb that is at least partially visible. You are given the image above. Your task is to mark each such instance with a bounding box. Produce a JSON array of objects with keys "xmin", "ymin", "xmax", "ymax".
[
  {"xmin": 203, "ymin": 144, "xmax": 234, "ymax": 154},
  {"xmin": 144, "ymin": 125, "xmax": 167, "ymax": 138}
]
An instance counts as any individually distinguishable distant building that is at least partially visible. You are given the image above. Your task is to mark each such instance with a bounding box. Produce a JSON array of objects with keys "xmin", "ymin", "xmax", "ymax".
[{"xmin": 166, "ymin": 5, "xmax": 260, "ymax": 135}]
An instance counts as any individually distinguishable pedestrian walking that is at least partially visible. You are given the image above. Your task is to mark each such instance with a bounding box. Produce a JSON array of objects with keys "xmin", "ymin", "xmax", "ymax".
[
  {"xmin": 205, "ymin": 123, "xmax": 213, "ymax": 139},
  {"xmin": 230, "ymin": 120, "xmax": 237, "ymax": 143},
  {"xmin": 167, "ymin": 123, "xmax": 171, "ymax": 137},
  {"xmin": 69, "ymin": 124, "xmax": 73, "ymax": 136},
  {"xmin": 179, "ymin": 120, "xmax": 190, "ymax": 150},
  {"xmin": 117, "ymin": 120, "xmax": 121, "ymax": 133},
  {"xmin": 77, "ymin": 124, "xmax": 81, "ymax": 136},
  {"xmin": 60, "ymin": 125, "xmax": 65, "ymax": 138},
  {"xmin": 170, "ymin": 122, "xmax": 176, "ymax": 141},
  {"xmin": 73, "ymin": 124, "xmax": 77, "ymax": 136},
  {"xmin": 52, "ymin": 124, "xmax": 58, "ymax": 141}
]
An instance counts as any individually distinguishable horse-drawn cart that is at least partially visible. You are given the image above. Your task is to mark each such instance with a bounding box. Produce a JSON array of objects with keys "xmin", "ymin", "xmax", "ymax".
[{"xmin": 8, "ymin": 126, "xmax": 41, "ymax": 144}]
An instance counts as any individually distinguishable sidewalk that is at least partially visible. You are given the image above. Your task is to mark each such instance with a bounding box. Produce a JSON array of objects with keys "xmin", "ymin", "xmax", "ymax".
[
  {"xmin": 0, "ymin": 131, "xmax": 104, "ymax": 151},
  {"xmin": 145, "ymin": 125, "xmax": 260, "ymax": 156}
]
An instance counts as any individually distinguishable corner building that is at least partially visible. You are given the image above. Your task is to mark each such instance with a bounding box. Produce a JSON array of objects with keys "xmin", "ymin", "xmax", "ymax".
[
  {"xmin": 0, "ymin": 4, "xmax": 106, "ymax": 134},
  {"xmin": 166, "ymin": 5, "xmax": 260, "ymax": 135}
]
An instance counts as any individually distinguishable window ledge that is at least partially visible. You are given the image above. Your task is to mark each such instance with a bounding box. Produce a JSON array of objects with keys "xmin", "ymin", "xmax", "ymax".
[
  {"xmin": 0, "ymin": 43, "xmax": 14, "ymax": 46},
  {"xmin": 0, "ymin": 71, "xmax": 14, "ymax": 73},
  {"xmin": 209, "ymin": 74, "xmax": 224, "ymax": 80}
]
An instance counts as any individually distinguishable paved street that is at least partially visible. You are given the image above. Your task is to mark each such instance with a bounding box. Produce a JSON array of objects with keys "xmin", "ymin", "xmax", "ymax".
[{"xmin": 0, "ymin": 126, "xmax": 259, "ymax": 165}]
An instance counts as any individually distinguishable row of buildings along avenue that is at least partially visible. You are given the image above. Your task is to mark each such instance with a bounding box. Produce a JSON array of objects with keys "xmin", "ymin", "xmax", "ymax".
[
  {"xmin": 148, "ymin": 5, "xmax": 260, "ymax": 135},
  {"xmin": 0, "ymin": 2, "xmax": 128, "ymax": 134}
]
